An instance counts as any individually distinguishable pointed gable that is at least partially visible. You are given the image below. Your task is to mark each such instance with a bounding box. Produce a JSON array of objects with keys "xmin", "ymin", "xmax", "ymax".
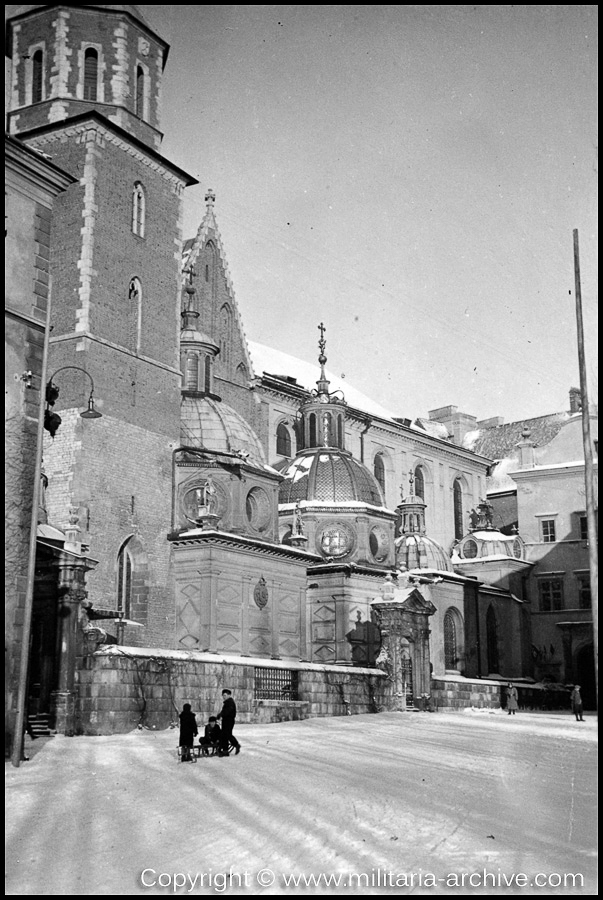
[{"xmin": 183, "ymin": 190, "xmax": 255, "ymax": 386}]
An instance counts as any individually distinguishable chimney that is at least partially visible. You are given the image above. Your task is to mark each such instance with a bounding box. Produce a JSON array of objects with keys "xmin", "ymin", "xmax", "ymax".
[
  {"xmin": 516, "ymin": 427, "xmax": 535, "ymax": 468},
  {"xmin": 428, "ymin": 406, "xmax": 477, "ymax": 445},
  {"xmin": 569, "ymin": 387, "xmax": 582, "ymax": 414}
]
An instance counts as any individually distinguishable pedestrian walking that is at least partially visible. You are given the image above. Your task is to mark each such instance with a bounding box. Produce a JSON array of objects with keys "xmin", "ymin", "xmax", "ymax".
[
  {"xmin": 178, "ymin": 703, "xmax": 198, "ymax": 761},
  {"xmin": 506, "ymin": 683, "xmax": 518, "ymax": 715},
  {"xmin": 570, "ymin": 685, "xmax": 584, "ymax": 721},
  {"xmin": 216, "ymin": 689, "xmax": 241, "ymax": 756}
]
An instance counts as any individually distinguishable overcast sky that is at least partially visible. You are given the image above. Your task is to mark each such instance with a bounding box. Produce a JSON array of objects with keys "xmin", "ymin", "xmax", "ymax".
[{"xmin": 9, "ymin": 5, "xmax": 598, "ymax": 423}]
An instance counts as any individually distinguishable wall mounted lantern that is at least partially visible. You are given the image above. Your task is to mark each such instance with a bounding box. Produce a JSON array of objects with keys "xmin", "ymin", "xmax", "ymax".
[{"xmin": 44, "ymin": 366, "xmax": 102, "ymax": 437}]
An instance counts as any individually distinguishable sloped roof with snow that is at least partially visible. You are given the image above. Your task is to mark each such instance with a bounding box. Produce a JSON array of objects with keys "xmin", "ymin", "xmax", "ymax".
[{"xmin": 471, "ymin": 412, "xmax": 570, "ymax": 460}]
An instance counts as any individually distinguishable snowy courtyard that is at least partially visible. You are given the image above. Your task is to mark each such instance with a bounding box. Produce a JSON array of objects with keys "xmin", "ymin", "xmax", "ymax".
[{"xmin": 5, "ymin": 709, "xmax": 597, "ymax": 896}]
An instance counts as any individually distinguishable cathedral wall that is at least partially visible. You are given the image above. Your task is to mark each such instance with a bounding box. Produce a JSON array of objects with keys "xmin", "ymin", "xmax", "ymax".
[
  {"xmin": 29, "ymin": 128, "xmax": 183, "ymax": 370},
  {"xmin": 5, "ymin": 138, "xmax": 73, "ymax": 751},
  {"xmin": 422, "ymin": 581, "xmax": 466, "ymax": 678},
  {"xmin": 43, "ymin": 412, "xmax": 177, "ymax": 649},
  {"xmin": 172, "ymin": 541, "xmax": 309, "ymax": 660}
]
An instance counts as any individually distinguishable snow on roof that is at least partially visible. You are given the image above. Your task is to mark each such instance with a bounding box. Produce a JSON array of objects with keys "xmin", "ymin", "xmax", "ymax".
[
  {"xmin": 471, "ymin": 412, "xmax": 569, "ymax": 458},
  {"xmin": 247, "ymin": 340, "xmax": 402, "ymax": 424},
  {"xmin": 414, "ymin": 418, "xmax": 451, "ymax": 441}
]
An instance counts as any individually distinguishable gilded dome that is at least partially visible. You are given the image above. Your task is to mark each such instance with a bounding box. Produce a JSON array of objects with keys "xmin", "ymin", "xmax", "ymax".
[
  {"xmin": 278, "ymin": 448, "xmax": 384, "ymax": 506},
  {"xmin": 395, "ymin": 533, "xmax": 453, "ymax": 573},
  {"xmin": 181, "ymin": 396, "xmax": 266, "ymax": 467}
]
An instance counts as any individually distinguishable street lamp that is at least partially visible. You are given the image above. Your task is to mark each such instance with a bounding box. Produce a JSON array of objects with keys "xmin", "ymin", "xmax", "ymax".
[{"xmin": 45, "ymin": 366, "xmax": 102, "ymax": 436}]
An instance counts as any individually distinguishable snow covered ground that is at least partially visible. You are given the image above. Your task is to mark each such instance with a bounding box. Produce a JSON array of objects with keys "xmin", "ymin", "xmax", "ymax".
[{"xmin": 5, "ymin": 709, "xmax": 597, "ymax": 896}]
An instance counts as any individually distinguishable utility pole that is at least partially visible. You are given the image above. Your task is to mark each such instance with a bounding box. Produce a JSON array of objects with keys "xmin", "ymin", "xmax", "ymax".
[{"xmin": 573, "ymin": 229, "xmax": 598, "ymax": 707}]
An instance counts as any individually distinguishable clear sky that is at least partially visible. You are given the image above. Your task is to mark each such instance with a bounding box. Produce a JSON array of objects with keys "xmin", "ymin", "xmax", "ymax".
[{"xmin": 9, "ymin": 5, "xmax": 599, "ymax": 423}]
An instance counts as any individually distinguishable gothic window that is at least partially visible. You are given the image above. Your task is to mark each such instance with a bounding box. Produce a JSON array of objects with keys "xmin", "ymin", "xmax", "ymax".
[
  {"xmin": 486, "ymin": 605, "xmax": 499, "ymax": 675},
  {"xmin": 236, "ymin": 362, "xmax": 248, "ymax": 385},
  {"xmin": 414, "ymin": 465, "xmax": 425, "ymax": 500},
  {"xmin": 444, "ymin": 611, "xmax": 458, "ymax": 670},
  {"xmin": 127, "ymin": 277, "xmax": 142, "ymax": 351},
  {"xmin": 453, "ymin": 478, "xmax": 464, "ymax": 541},
  {"xmin": 32, "ymin": 50, "xmax": 44, "ymax": 103},
  {"xmin": 117, "ymin": 540, "xmax": 133, "ymax": 618},
  {"xmin": 219, "ymin": 304, "xmax": 233, "ymax": 368},
  {"xmin": 83, "ymin": 48, "xmax": 98, "ymax": 101},
  {"xmin": 374, "ymin": 454, "xmax": 386, "ymax": 494},
  {"xmin": 132, "ymin": 183, "xmax": 146, "ymax": 237},
  {"xmin": 276, "ymin": 423, "xmax": 292, "ymax": 457},
  {"xmin": 135, "ymin": 65, "xmax": 146, "ymax": 118},
  {"xmin": 116, "ymin": 535, "xmax": 149, "ymax": 628}
]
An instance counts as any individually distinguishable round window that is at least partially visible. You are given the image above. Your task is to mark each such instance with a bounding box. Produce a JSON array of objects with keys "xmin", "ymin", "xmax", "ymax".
[
  {"xmin": 512, "ymin": 537, "xmax": 523, "ymax": 559},
  {"xmin": 318, "ymin": 522, "xmax": 354, "ymax": 558},
  {"xmin": 245, "ymin": 486, "xmax": 271, "ymax": 532},
  {"xmin": 463, "ymin": 538, "xmax": 478, "ymax": 559},
  {"xmin": 369, "ymin": 526, "xmax": 389, "ymax": 562},
  {"xmin": 183, "ymin": 477, "xmax": 227, "ymax": 523}
]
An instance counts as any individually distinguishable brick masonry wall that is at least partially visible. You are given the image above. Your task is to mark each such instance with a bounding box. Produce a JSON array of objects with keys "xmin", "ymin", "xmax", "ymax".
[
  {"xmin": 29, "ymin": 129, "xmax": 183, "ymax": 372},
  {"xmin": 8, "ymin": 6, "xmax": 165, "ymax": 144},
  {"xmin": 43, "ymin": 411, "xmax": 177, "ymax": 648},
  {"xmin": 76, "ymin": 652, "xmax": 389, "ymax": 734}
]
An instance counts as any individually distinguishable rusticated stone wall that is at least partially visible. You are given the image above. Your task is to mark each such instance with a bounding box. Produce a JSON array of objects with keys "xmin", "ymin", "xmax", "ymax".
[
  {"xmin": 74, "ymin": 652, "xmax": 508, "ymax": 735},
  {"xmin": 75, "ymin": 648, "xmax": 388, "ymax": 735},
  {"xmin": 431, "ymin": 677, "xmax": 503, "ymax": 710}
]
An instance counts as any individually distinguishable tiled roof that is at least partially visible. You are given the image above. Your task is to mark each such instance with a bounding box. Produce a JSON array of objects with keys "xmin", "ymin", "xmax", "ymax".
[{"xmin": 472, "ymin": 412, "xmax": 570, "ymax": 460}]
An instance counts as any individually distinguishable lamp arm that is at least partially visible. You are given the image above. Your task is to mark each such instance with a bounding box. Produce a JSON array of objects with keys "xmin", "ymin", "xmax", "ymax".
[{"xmin": 47, "ymin": 366, "xmax": 96, "ymax": 396}]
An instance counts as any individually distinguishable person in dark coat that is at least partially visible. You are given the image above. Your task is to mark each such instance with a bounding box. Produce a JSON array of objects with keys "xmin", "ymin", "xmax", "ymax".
[
  {"xmin": 199, "ymin": 716, "xmax": 222, "ymax": 755},
  {"xmin": 570, "ymin": 685, "xmax": 585, "ymax": 721},
  {"xmin": 506, "ymin": 683, "xmax": 519, "ymax": 715},
  {"xmin": 179, "ymin": 703, "xmax": 198, "ymax": 761},
  {"xmin": 217, "ymin": 689, "xmax": 241, "ymax": 756}
]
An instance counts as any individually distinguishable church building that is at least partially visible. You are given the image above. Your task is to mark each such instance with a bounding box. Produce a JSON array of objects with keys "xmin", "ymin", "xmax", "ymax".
[{"xmin": 5, "ymin": 4, "xmax": 534, "ymax": 740}]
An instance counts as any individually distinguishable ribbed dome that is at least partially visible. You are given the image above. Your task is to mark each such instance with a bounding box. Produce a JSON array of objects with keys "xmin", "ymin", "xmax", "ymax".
[
  {"xmin": 278, "ymin": 449, "xmax": 384, "ymax": 506},
  {"xmin": 181, "ymin": 396, "xmax": 266, "ymax": 466},
  {"xmin": 395, "ymin": 534, "xmax": 453, "ymax": 572}
]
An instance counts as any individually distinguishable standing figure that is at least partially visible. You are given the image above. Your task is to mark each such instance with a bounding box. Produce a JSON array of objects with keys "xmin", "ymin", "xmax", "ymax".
[
  {"xmin": 506, "ymin": 683, "xmax": 519, "ymax": 715},
  {"xmin": 570, "ymin": 685, "xmax": 584, "ymax": 721},
  {"xmin": 217, "ymin": 689, "xmax": 241, "ymax": 756},
  {"xmin": 178, "ymin": 703, "xmax": 198, "ymax": 761}
]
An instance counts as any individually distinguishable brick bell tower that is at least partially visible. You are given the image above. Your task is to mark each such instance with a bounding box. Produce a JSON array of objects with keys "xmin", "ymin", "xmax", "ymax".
[{"xmin": 6, "ymin": 6, "xmax": 198, "ymax": 650}]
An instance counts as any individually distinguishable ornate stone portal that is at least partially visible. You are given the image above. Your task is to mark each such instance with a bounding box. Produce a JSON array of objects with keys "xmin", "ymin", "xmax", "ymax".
[{"xmin": 371, "ymin": 575, "xmax": 435, "ymax": 710}]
